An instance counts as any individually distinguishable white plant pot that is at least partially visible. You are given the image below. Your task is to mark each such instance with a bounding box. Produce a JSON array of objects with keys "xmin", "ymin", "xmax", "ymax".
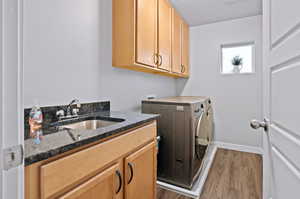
[{"xmin": 232, "ymin": 65, "xmax": 243, "ymax": 73}]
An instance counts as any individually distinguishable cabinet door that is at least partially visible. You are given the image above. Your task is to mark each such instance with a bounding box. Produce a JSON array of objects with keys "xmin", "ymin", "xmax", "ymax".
[
  {"xmin": 171, "ymin": 9, "xmax": 182, "ymax": 74},
  {"xmin": 125, "ymin": 142, "xmax": 156, "ymax": 199},
  {"xmin": 135, "ymin": 0, "xmax": 157, "ymax": 67},
  {"xmin": 181, "ymin": 20, "xmax": 190, "ymax": 75},
  {"xmin": 158, "ymin": 0, "xmax": 172, "ymax": 71},
  {"xmin": 59, "ymin": 163, "xmax": 123, "ymax": 199}
]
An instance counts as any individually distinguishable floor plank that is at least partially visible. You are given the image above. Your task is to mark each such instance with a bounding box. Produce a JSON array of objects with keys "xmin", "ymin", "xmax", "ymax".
[
  {"xmin": 157, "ymin": 149, "xmax": 262, "ymax": 199},
  {"xmin": 157, "ymin": 188, "xmax": 191, "ymax": 199}
]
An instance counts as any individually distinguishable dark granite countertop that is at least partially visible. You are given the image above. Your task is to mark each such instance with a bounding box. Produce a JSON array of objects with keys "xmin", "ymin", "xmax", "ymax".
[{"xmin": 25, "ymin": 111, "xmax": 159, "ymax": 166}]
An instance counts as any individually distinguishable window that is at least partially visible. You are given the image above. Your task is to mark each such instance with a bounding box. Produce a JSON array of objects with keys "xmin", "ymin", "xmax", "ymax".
[{"xmin": 221, "ymin": 42, "xmax": 255, "ymax": 74}]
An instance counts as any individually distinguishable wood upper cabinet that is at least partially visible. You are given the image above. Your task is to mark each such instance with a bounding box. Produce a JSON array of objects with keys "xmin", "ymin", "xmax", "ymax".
[
  {"xmin": 125, "ymin": 142, "xmax": 156, "ymax": 199},
  {"xmin": 157, "ymin": 0, "xmax": 172, "ymax": 71},
  {"xmin": 113, "ymin": 0, "xmax": 189, "ymax": 78},
  {"xmin": 171, "ymin": 9, "xmax": 190, "ymax": 76},
  {"xmin": 135, "ymin": 0, "xmax": 157, "ymax": 67},
  {"xmin": 181, "ymin": 20, "xmax": 190, "ymax": 76},
  {"xmin": 172, "ymin": 9, "xmax": 182, "ymax": 74},
  {"xmin": 59, "ymin": 163, "xmax": 122, "ymax": 199}
]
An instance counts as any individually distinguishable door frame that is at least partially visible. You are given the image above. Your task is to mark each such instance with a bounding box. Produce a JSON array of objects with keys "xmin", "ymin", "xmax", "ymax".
[
  {"xmin": 0, "ymin": 0, "xmax": 3, "ymax": 195},
  {"xmin": 262, "ymin": 0, "xmax": 272, "ymax": 198},
  {"xmin": 1, "ymin": 0, "xmax": 24, "ymax": 198}
]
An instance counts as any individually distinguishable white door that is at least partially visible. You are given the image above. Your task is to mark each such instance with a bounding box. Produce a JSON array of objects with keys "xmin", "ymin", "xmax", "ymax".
[
  {"xmin": 0, "ymin": 0, "xmax": 24, "ymax": 199},
  {"xmin": 253, "ymin": 0, "xmax": 300, "ymax": 199}
]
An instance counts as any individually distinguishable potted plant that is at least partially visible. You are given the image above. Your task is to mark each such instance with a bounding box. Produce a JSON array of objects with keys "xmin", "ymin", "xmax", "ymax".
[{"xmin": 231, "ymin": 56, "xmax": 243, "ymax": 73}]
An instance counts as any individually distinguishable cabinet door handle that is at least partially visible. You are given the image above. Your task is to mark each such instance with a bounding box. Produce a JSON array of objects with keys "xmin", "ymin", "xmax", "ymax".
[
  {"xmin": 127, "ymin": 163, "xmax": 134, "ymax": 184},
  {"xmin": 153, "ymin": 54, "xmax": 159, "ymax": 65},
  {"xmin": 158, "ymin": 55, "xmax": 163, "ymax": 66},
  {"xmin": 115, "ymin": 170, "xmax": 122, "ymax": 194},
  {"xmin": 181, "ymin": 65, "xmax": 185, "ymax": 73}
]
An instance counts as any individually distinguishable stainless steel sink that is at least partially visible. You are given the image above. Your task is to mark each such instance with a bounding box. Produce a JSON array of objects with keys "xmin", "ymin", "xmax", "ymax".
[{"xmin": 61, "ymin": 119, "xmax": 120, "ymax": 130}]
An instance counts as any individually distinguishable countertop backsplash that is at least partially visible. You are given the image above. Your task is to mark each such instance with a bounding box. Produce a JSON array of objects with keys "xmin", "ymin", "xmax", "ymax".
[{"xmin": 24, "ymin": 101, "xmax": 110, "ymax": 139}]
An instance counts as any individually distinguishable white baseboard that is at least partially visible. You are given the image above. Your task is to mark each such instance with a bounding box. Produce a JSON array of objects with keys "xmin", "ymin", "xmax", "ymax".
[{"xmin": 213, "ymin": 141, "xmax": 263, "ymax": 155}]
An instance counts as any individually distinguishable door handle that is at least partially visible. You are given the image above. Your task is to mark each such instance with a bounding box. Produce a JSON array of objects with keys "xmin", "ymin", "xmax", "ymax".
[
  {"xmin": 250, "ymin": 118, "xmax": 268, "ymax": 131},
  {"xmin": 115, "ymin": 170, "xmax": 122, "ymax": 194},
  {"xmin": 127, "ymin": 162, "xmax": 134, "ymax": 184}
]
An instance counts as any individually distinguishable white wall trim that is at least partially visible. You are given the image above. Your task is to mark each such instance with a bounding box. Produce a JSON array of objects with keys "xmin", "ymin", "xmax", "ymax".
[
  {"xmin": 0, "ymin": 0, "xmax": 3, "ymax": 198},
  {"xmin": 213, "ymin": 141, "xmax": 263, "ymax": 154},
  {"xmin": 1, "ymin": 0, "xmax": 24, "ymax": 198},
  {"xmin": 189, "ymin": 14, "xmax": 263, "ymax": 28},
  {"xmin": 18, "ymin": 0, "xmax": 24, "ymax": 198}
]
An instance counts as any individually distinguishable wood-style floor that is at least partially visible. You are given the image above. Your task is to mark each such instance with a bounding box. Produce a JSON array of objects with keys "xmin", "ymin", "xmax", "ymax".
[{"xmin": 157, "ymin": 149, "xmax": 262, "ymax": 199}]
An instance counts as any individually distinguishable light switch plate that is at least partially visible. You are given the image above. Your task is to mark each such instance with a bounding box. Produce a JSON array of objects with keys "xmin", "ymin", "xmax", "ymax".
[{"xmin": 3, "ymin": 144, "xmax": 23, "ymax": 170}]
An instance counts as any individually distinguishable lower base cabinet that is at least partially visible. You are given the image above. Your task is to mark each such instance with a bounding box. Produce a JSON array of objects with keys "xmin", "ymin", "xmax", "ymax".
[
  {"xmin": 125, "ymin": 142, "xmax": 156, "ymax": 199},
  {"xmin": 25, "ymin": 121, "xmax": 157, "ymax": 199},
  {"xmin": 59, "ymin": 163, "xmax": 122, "ymax": 199}
]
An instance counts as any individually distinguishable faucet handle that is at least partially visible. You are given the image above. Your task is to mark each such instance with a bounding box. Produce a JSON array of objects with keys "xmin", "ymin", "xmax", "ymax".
[
  {"xmin": 56, "ymin": 110, "xmax": 65, "ymax": 119},
  {"xmin": 72, "ymin": 108, "xmax": 80, "ymax": 116}
]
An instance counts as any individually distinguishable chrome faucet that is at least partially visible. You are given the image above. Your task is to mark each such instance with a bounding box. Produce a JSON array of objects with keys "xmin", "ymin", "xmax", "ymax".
[
  {"xmin": 56, "ymin": 99, "xmax": 81, "ymax": 120},
  {"xmin": 66, "ymin": 99, "xmax": 81, "ymax": 116}
]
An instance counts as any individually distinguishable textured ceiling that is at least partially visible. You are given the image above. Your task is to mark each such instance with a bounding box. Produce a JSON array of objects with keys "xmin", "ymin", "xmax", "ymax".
[{"xmin": 170, "ymin": 0, "xmax": 262, "ymax": 26}]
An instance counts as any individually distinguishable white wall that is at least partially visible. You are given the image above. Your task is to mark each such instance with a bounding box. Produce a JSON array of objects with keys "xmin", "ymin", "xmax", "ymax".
[
  {"xmin": 23, "ymin": 1, "xmax": 263, "ymax": 147},
  {"xmin": 24, "ymin": 0, "xmax": 176, "ymax": 111},
  {"xmin": 177, "ymin": 16, "xmax": 263, "ymax": 147}
]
